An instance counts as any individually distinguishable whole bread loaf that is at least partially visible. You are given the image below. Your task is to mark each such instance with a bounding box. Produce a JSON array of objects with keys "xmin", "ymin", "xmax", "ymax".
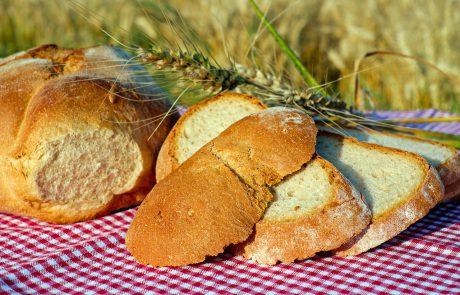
[
  {"xmin": 126, "ymin": 108, "xmax": 318, "ymax": 267},
  {"xmin": 0, "ymin": 45, "xmax": 177, "ymax": 223}
]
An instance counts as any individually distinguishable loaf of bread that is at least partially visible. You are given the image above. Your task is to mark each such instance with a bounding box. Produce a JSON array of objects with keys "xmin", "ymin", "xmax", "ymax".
[
  {"xmin": 316, "ymin": 132, "xmax": 444, "ymax": 255},
  {"xmin": 154, "ymin": 93, "xmax": 371, "ymax": 264},
  {"xmin": 125, "ymin": 108, "xmax": 318, "ymax": 267},
  {"xmin": 320, "ymin": 126, "xmax": 460, "ymax": 202},
  {"xmin": 0, "ymin": 44, "xmax": 177, "ymax": 223}
]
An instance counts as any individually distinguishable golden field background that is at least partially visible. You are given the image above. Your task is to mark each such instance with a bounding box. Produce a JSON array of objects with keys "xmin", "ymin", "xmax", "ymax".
[{"xmin": 1, "ymin": 0, "xmax": 459, "ymax": 113}]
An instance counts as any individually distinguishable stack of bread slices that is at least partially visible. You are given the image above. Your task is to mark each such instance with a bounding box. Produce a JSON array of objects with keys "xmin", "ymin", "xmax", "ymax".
[{"xmin": 126, "ymin": 92, "xmax": 457, "ymax": 266}]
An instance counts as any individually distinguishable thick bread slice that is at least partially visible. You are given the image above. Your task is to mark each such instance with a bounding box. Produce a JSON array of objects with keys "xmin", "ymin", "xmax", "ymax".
[
  {"xmin": 126, "ymin": 108, "xmax": 317, "ymax": 267},
  {"xmin": 320, "ymin": 126, "xmax": 460, "ymax": 202},
  {"xmin": 316, "ymin": 132, "xmax": 444, "ymax": 255},
  {"xmin": 155, "ymin": 94, "xmax": 371, "ymax": 264},
  {"xmin": 232, "ymin": 156, "xmax": 371, "ymax": 264},
  {"xmin": 0, "ymin": 45, "xmax": 177, "ymax": 224},
  {"xmin": 126, "ymin": 148, "xmax": 272, "ymax": 267},
  {"xmin": 156, "ymin": 92, "xmax": 266, "ymax": 181}
]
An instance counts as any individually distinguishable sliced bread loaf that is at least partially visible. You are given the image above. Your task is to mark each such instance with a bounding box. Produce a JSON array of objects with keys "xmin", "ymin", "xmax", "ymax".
[
  {"xmin": 126, "ymin": 108, "xmax": 318, "ymax": 267},
  {"xmin": 320, "ymin": 126, "xmax": 460, "ymax": 202},
  {"xmin": 155, "ymin": 93, "xmax": 371, "ymax": 264},
  {"xmin": 316, "ymin": 132, "xmax": 444, "ymax": 255}
]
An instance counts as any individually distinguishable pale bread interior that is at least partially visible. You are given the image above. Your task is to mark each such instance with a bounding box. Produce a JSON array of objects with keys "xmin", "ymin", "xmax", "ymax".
[
  {"xmin": 20, "ymin": 129, "xmax": 143, "ymax": 205},
  {"xmin": 176, "ymin": 97, "xmax": 264, "ymax": 163},
  {"xmin": 320, "ymin": 126, "xmax": 454, "ymax": 167},
  {"xmin": 265, "ymin": 160, "xmax": 332, "ymax": 221},
  {"xmin": 316, "ymin": 134, "xmax": 425, "ymax": 221}
]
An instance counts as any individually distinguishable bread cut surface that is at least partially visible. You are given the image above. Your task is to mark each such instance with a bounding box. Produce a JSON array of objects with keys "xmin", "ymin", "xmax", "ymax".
[
  {"xmin": 0, "ymin": 45, "xmax": 177, "ymax": 223},
  {"xmin": 233, "ymin": 156, "xmax": 371, "ymax": 264},
  {"xmin": 155, "ymin": 94, "xmax": 371, "ymax": 264},
  {"xmin": 126, "ymin": 108, "xmax": 318, "ymax": 267},
  {"xmin": 316, "ymin": 132, "xmax": 444, "ymax": 255},
  {"xmin": 320, "ymin": 126, "xmax": 460, "ymax": 202},
  {"xmin": 156, "ymin": 92, "xmax": 266, "ymax": 181}
]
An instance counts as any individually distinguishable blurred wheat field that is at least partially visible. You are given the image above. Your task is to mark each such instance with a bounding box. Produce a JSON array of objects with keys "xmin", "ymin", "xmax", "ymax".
[{"xmin": 1, "ymin": 0, "xmax": 459, "ymax": 113}]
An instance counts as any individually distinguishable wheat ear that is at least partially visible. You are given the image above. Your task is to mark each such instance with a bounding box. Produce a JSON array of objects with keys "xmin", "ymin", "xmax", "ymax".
[{"xmin": 137, "ymin": 45, "xmax": 349, "ymax": 117}]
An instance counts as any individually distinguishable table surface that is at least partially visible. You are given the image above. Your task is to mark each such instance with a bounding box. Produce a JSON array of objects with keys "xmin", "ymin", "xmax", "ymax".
[{"xmin": 1, "ymin": 109, "xmax": 459, "ymax": 295}]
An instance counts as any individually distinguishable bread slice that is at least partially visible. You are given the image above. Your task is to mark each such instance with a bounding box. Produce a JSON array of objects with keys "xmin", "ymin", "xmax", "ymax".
[
  {"xmin": 0, "ymin": 45, "xmax": 177, "ymax": 224},
  {"xmin": 155, "ymin": 93, "xmax": 371, "ymax": 264},
  {"xmin": 156, "ymin": 92, "xmax": 266, "ymax": 181},
  {"xmin": 232, "ymin": 155, "xmax": 371, "ymax": 264},
  {"xmin": 316, "ymin": 132, "xmax": 444, "ymax": 255},
  {"xmin": 320, "ymin": 126, "xmax": 460, "ymax": 202},
  {"xmin": 126, "ymin": 108, "xmax": 318, "ymax": 267},
  {"xmin": 127, "ymin": 148, "xmax": 274, "ymax": 267}
]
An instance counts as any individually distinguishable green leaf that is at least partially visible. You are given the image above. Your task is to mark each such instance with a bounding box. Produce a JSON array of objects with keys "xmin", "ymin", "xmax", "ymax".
[{"xmin": 248, "ymin": 0, "xmax": 327, "ymax": 96}]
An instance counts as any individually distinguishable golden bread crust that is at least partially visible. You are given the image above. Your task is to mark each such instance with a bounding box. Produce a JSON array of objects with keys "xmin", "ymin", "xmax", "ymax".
[
  {"xmin": 126, "ymin": 149, "xmax": 272, "ymax": 267},
  {"xmin": 437, "ymin": 151, "xmax": 460, "ymax": 196},
  {"xmin": 444, "ymin": 181, "xmax": 460, "ymax": 202},
  {"xmin": 210, "ymin": 108, "xmax": 317, "ymax": 187},
  {"xmin": 126, "ymin": 109, "xmax": 317, "ymax": 267},
  {"xmin": 0, "ymin": 45, "xmax": 177, "ymax": 223}
]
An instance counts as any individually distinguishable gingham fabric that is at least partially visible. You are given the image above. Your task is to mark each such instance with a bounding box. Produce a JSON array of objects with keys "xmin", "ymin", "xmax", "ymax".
[{"xmin": 1, "ymin": 109, "xmax": 459, "ymax": 294}]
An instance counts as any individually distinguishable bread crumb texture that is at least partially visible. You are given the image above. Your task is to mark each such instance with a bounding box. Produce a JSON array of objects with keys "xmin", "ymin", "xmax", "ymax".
[
  {"xmin": 320, "ymin": 126, "xmax": 460, "ymax": 201},
  {"xmin": 176, "ymin": 94, "xmax": 266, "ymax": 163},
  {"xmin": 317, "ymin": 132, "xmax": 444, "ymax": 255},
  {"xmin": 33, "ymin": 130, "xmax": 142, "ymax": 204},
  {"xmin": 317, "ymin": 134, "xmax": 425, "ymax": 220}
]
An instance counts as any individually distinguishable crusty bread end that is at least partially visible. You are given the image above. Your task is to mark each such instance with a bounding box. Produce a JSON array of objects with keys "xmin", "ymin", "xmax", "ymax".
[
  {"xmin": 0, "ymin": 45, "xmax": 177, "ymax": 223},
  {"xmin": 126, "ymin": 108, "xmax": 317, "ymax": 267}
]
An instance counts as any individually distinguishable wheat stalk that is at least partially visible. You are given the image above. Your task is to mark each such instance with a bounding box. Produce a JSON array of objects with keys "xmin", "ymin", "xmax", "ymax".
[
  {"xmin": 137, "ymin": 45, "xmax": 349, "ymax": 117},
  {"xmin": 136, "ymin": 43, "xmax": 460, "ymax": 147},
  {"xmin": 138, "ymin": 46, "xmax": 245, "ymax": 92}
]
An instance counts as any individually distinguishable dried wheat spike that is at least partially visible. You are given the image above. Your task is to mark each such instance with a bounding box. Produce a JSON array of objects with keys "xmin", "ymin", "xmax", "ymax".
[
  {"xmin": 138, "ymin": 46, "xmax": 348, "ymax": 116},
  {"xmin": 235, "ymin": 64, "xmax": 348, "ymax": 115},
  {"xmin": 137, "ymin": 46, "xmax": 246, "ymax": 92}
]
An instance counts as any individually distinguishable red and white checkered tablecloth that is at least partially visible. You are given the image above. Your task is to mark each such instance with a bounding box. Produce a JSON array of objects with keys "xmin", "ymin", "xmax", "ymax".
[{"xmin": 1, "ymin": 109, "xmax": 460, "ymax": 294}]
